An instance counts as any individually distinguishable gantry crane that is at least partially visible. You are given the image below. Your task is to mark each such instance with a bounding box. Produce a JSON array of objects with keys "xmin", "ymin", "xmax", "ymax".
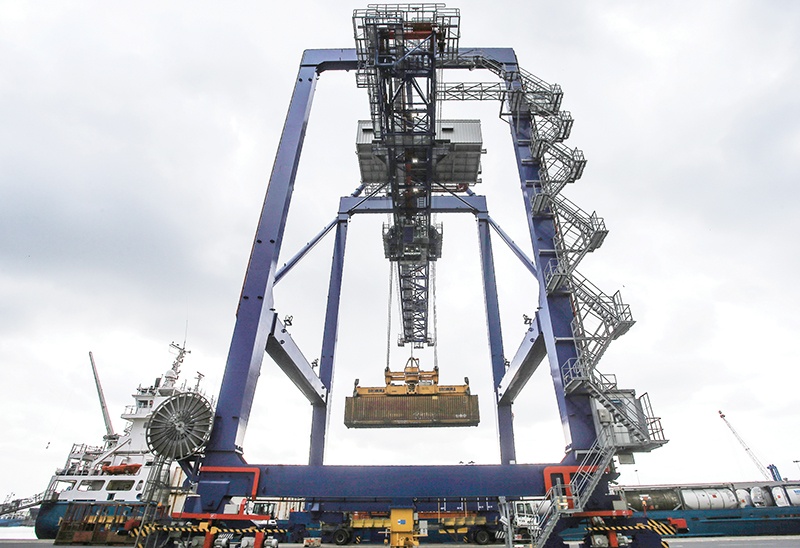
[{"xmin": 148, "ymin": 5, "xmax": 669, "ymax": 547}]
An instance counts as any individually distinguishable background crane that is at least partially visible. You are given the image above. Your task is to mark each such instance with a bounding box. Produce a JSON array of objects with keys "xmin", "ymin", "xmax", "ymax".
[{"xmin": 719, "ymin": 410, "xmax": 782, "ymax": 481}]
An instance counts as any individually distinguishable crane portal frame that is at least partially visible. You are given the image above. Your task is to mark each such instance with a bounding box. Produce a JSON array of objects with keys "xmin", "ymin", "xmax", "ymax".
[{"xmin": 183, "ymin": 38, "xmax": 664, "ymax": 525}]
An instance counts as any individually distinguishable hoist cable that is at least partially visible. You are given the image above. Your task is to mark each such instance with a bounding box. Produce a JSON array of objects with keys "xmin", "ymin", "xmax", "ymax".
[
  {"xmin": 432, "ymin": 258, "xmax": 439, "ymax": 370},
  {"xmin": 386, "ymin": 249, "xmax": 394, "ymax": 369}
]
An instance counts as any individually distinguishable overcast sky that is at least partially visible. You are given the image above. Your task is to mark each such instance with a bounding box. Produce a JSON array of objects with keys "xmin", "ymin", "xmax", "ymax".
[{"xmin": 2, "ymin": 1, "xmax": 800, "ymax": 502}]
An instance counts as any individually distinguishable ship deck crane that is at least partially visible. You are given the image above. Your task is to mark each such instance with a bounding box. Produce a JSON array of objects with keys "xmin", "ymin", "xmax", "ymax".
[
  {"xmin": 158, "ymin": 4, "xmax": 669, "ymax": 547},
  {"xmin": 88, "ymin": 351, "xmax": 116, "ymax": 442},
  {"xmin": 719, "ymin": 410, "xmax": 782, "ymax": 482}
]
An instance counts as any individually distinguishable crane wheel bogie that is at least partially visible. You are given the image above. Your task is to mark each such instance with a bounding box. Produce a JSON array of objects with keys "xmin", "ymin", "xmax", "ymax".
[
  {"xmin": 472, "ymin": 528, "xmax": 491, "ymax": 545},
  {"xmin": 333, "ymin": 528, "xmax": 351, "ymax": 545}
]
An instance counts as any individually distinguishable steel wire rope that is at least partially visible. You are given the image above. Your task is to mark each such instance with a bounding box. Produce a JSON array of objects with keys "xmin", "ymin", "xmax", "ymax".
[
  {"xmin": 385, "ymin": 253, "xmax": 394, "ymax": 369},
  {"xmin": 431, "ymin": 250, "xmax": 438, "ymax": 370},
  {"xmin": 432, "ymin": 55, "xmax": 443, "ymax": 374}
]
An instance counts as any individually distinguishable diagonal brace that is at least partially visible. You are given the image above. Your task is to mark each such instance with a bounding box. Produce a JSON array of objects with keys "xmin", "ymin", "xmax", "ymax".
[
  {"xmin": 497, "ymin": 312, "xmax": 546, "ymax": 404},
  {"xmin": 486, "ymin": 216, "xmax": 537, "ymax": 278},
  {"xmin": 274, "ymin": 218, "xmax": 338, "ymax": 285},
  {"xmin": 265, "ymin": 313, "xmax": 327, "ymax": 405}
]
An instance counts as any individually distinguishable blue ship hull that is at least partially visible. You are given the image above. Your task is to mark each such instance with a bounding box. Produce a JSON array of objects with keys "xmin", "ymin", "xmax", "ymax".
[
  {"xmin": 34, "ymin": 500, "xmax": 67, "ymax": 540},
  {"xmin": 558, "ymin": 505, "xmax": 800, "ymax": 541},
  {"xmin": 647, "ymin": 505, "xmax": 800, "ymax": 537}
]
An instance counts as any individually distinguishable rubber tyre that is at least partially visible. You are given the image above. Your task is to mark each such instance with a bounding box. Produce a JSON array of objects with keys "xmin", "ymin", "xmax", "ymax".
[
  {"xmin": 333, "ymin": 529, "xmax": 351, "ymax": 545},
  {"xmin": 473, "ymin": 528, "xmax": 491, "ymax": 545}
]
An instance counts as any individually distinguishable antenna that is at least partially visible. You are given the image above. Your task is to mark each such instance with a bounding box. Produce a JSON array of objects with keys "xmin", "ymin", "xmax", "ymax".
[
  {"xmin": 169, "ymin": 341, "xmax": 191, "ymax": 374},
  {"xmin": 89, "ymin": 351, "xmax": 116, "ymax": 438}
]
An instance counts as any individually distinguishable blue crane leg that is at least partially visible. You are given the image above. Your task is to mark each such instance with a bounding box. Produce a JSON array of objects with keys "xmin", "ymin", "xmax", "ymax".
[
  {"xmin": 477, "ymin": 215, "xmax": 516, "ymax": 464},
  {"xmin": 204, "ymin": 50, "xmax": 357, "ymax": 464},
  {"xmin": 309, "ymin": 214, "xmax": 349, "ymax": 465},
  {"xmin": 512, "ymin": 119, "xmax": 597, "ymax": 456},
  {"xmin": 204, "ymin": 61, "xmax": 322, "ymax": 463}
]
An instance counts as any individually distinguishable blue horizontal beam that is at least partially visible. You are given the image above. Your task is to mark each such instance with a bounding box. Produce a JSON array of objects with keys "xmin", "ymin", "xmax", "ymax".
[
  {"xmin": 341, "ymin": 195, "xmax": 487, "ymax": 215},
  {"xmin": 454, "ymin": 47, "xmax": 518, "ymax": 67},
  {"xmin": 301, "ymin": 48, "xmax": 358, "ymax": 72},
  {"xmin": 197, "ymin": 463, "xmax": 550, "ymax": 502},
  {"xmin": 298, "ymin": 47, "xmax": 519, "ymax": 73}
]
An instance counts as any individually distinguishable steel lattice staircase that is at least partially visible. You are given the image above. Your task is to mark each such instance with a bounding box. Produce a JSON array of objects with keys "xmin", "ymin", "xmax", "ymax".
[
  {"xmin": 544, "ymin": 195, "xmax": 608, "ymax": 292},
  {"xmin": 566, "ymin": 270, "xmax": 635, "ymax": 368},
  {"xmin": 493, "ymin": 33, "xmax": 668, "ymax": 545},
  {"xmin": 562, "ymin": 359, "xmax": 667, "ymax": 451},
  {"xmin": 531, "ymin": 430, "xmax": 618, "ymax": 547}
]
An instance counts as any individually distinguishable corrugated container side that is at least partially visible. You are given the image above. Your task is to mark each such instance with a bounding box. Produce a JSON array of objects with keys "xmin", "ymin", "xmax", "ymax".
[{"xmin": 344, "ymin": 394, "xmax": 480, "ymax": 428}]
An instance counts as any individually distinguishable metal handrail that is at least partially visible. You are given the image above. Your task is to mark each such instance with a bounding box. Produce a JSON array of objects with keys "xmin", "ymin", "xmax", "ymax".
[
  {"xmin": 530, "ymin": 483, "xmax": 572, "ymax": 547},
  {"xmin": 532, "ymin": 430, "xmax": 615, "ymax": 547},
  {"xmin": 0, "ymin": 491, "xmax": 45, "ymax": 516}
]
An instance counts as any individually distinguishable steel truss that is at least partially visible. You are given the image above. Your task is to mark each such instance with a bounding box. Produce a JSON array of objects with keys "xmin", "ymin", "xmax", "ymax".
[
  {"xmin": 353, "ymin": 5, "xmax": 461, "ymax": 347},
  {"xmin": 186, "ymin": 8, "xmax": 666, "ymax": 546}
]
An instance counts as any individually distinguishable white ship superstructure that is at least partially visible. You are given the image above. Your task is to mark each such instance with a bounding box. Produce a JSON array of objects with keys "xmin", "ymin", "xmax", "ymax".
[{"xmin": 36, "ymin": 343, "xmax": 211, "ymax": 539}]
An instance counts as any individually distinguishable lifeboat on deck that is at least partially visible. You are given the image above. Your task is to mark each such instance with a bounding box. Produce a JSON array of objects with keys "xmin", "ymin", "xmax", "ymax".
[{"xmin": 101, "ymin": 463, "xmax": 142, "ymax": 475}]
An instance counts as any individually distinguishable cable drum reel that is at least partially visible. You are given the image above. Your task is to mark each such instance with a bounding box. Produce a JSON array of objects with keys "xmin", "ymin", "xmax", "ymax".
[{"xmin": 146, "ymin": 392, "xmax": 215, "ymax": 460}]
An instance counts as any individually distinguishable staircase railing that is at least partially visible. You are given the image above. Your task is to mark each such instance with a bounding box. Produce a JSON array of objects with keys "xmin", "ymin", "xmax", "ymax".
[
  {"xmin": 561, "ymin": 358, "xmax": 667, "ymax": 452},
  {"xmin": 531, "ymin": 429, "xmax": 616, "ymax": 547}
]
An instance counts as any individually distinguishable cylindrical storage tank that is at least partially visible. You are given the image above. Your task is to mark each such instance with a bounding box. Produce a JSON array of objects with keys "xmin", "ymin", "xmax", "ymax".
[
  {"xmin": 785, "ymin": 486, "xmax": 800, "ymax": 506},
  {"xmin": 681, "ymin": 490, "xmax": 711, "ymax": 510},
  {"xmin": 772, "ymin": 486, "xmax": 790, "ymax": 507},
  {"xmin": 623, "ymin": 489, "xmax": 681, "ymax": 511},
  {"xmin": 704, "ymin": 489, "xmax": 725, "ymax": 510},
  {"xmin": 712, "ymin": 488, "xmax": 738, "ymax": 509},
  {"xmin": 750, "ymin": 486, "xmax": 774, "ymax": 507},
  {"xmin": 535, "ymin": 499, "xmax": 552, "ymax": 516},
  {"xmin": 736, "ymin": 488, "xmax": 753, "ymax": 507}
]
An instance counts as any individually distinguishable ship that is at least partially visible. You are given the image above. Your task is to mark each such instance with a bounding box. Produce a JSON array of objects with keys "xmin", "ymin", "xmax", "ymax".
[
  {"xmin": 35, "ymin": 343, "xmax": 212, "ymax": 540},
  {"xmin": 603, "ymin": 412, "xmax": 799, "ymax": 538},
  {"xmin": 544, "ymin": 479, "xmax": 800, "ymax": 541},
  {"xmin": 611, "ymin": 480, "xmax": 800, "ymax": 538}
]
